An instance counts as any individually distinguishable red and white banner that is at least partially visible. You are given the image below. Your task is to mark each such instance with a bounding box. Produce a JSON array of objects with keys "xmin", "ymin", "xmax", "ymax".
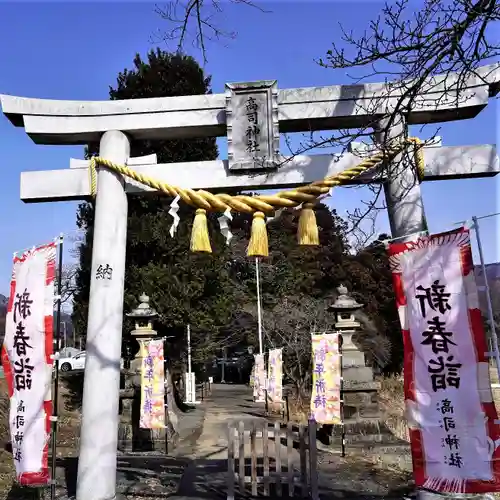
[
  {"xmin": 388, "ymin": 228, "xmax": 500, "ymax": 493},
  {"xmin": 1, "ymin": 243, "xmax": 56, "ymax": 486}
]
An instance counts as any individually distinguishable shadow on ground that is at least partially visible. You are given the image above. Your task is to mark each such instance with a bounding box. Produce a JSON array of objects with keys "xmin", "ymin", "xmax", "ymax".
[
  {"xmin": 5, "ymin": 484, "xmax": 43, "ymax": 500},
  {"xmin": 7, "ymin": 452, "xmax": 414, "ymax": 500}
]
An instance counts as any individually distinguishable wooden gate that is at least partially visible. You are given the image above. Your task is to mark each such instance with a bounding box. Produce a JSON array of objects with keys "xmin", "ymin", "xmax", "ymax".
[{"xmin": 227, "ymin": 420, "xmax": 319, "ymax": 499}]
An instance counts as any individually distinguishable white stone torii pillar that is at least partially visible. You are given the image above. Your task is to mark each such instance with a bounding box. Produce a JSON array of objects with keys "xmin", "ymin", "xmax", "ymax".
[
  {"xmin": 374, "ymin": 113, "xmax": 428, "ymax": 238},
  {"xmin": 76, "ymin": 131, "xmax": 130, "ymax": 500},
  {"xmin": 1, "ymin": 65, "xmax": 500, "ymax": 500}
]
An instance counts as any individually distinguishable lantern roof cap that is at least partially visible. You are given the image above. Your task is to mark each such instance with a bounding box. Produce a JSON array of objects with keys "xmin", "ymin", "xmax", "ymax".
[
  {"xmin": 126, "ymin": 293, "xmax": 158, "ymax": 318},
  {"xmin": 329, "ymin": 285, "xmax": 363, "ymax": 311}
]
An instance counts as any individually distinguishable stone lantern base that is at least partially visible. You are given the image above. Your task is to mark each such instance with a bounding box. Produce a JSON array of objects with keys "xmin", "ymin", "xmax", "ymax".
[
  {"xmin": 118, "ymin": 338, "xmax": 167, "ymax": 454},
  {"xmin": 340, "ymin": 330, "xmax": 382, "ymax": 433},
  {"xmin": 119, "ymin": 293, "xmax": 169, "ymax": 454},
  {"xmin": 118, "ymin": 371, "xmax": 167, "ymax": 454}
]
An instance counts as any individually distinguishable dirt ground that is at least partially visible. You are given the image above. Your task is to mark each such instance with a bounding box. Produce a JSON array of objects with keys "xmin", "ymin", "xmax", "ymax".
[
  {"xmin": 9, "ymin": 373, "xmax": 494, "ymax": 499},
  {"xmin": 190, "ymin": 384, "xmax": 414, "ymax": 500}
]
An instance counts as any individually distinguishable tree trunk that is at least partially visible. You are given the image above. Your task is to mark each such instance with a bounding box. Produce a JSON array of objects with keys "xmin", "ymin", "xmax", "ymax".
[{"xmin": 294, "ymin": 379, "xmax": 309, "ymax": 406}]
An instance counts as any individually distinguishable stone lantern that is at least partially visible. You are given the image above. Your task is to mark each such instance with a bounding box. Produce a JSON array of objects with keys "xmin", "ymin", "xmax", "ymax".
[
  {"xmin": 330, "ymin": 285, "xmax": 380, "ymax": 432},
  {"xmin": 118, "ymin": 293, "xmax": 165, "ymax": 453},
  {"xmin": 127, "ymin": 292, "xmax": 158, "ymax": 337}
]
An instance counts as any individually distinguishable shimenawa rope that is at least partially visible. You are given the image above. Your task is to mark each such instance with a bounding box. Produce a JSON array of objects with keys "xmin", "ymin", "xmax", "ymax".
[{"xmin": 88, "ymin": 137, "xmax": 425, "ymax": 257}]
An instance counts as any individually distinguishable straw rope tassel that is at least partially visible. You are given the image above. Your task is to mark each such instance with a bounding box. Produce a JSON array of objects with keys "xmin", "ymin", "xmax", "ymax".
[
  {"xmin": 247, "ymin": 212, "xmax": 268, "ymax": 257},
  {"xmin": 86, "ymin": 138, "xmax": 426, "ymax": 257},
  {"xmin": 190, "ymin": 209, "xmax": 212, "ymax": 253},
  {"xmin": 297, "ymin": 203, "xmax": 319, "ymax": 245}
]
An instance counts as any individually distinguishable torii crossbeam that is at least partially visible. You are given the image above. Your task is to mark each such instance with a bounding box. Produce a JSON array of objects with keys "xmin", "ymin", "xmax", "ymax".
[{"xmin": 19, "ymin": 144, "xmax": 499, "ymax": 202}]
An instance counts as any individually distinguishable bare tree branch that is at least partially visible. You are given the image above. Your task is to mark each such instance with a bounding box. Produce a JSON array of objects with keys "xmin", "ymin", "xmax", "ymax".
[
  {"xmin": 56, "ymin": 263, "xmax": 79, "ymax": 306},
  {"xmin": 154, "ymin": 0, "xmax": 270, "ymax": 62},
  {"xmin": 155, "ymin": 1, "xmax": 499, "ymax": 245}
]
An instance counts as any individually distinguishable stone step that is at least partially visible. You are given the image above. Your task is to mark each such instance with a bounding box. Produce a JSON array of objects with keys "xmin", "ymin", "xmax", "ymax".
[
  {"xmin": 342, "ymin": 380, "xmax": 381, "ymax": 391},
  {"xmin": 343, "ymin": 404, "xmax": 381, "ymax": 420},
  {"xmin": 327, "ymin": 418, "xmax": 390, "ymax": 434},
  {"xmin": 329, "ymin": 438, "xmax": 410, "ymax": 450},
  {"xmin": 330, "ymin": 432, "xmax": 409, "ymax": 444},
  {"xmin": 317, "ymin": 439, "xmax": 410, "ymax": 456}
]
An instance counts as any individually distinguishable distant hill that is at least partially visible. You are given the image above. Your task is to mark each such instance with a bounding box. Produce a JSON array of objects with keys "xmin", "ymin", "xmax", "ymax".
[{"xmin": 474, "ymin": 263, "xmax": 500, "ymax": 313}]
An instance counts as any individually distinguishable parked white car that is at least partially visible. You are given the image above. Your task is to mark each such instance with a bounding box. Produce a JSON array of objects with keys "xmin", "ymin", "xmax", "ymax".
[
  {"xmin": 58, "ymin": 351, "xmax": 86, "ymax": 372},
  {"xmin": 57, "ymin": 351, "xmax": 125, "ymax": 372}
]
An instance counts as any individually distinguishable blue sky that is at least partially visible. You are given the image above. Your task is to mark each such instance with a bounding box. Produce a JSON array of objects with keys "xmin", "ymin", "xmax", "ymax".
[{"xmin": 0, "ymin": 1, "xmax": 498, "ymax": 295}]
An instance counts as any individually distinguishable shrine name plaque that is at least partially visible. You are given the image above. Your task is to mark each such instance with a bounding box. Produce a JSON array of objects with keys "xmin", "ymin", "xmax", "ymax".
[{"xmin": 225, "ymin": 80, "xmax": 280, "ymax": 171}]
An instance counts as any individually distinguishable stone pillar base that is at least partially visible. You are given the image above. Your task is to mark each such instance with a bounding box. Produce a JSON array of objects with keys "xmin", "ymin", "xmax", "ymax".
[
  {"xmin": 342, "ymin": 380, "xmax": 381, "ymax": 422},
  {"xmin": 342, "ymin": 381, "xmax": 382, "ymax": 442},
  {"xmin": 118, "ymin": 422, "xmax": 133, "ymax": 453},
  {"xmin": 327, "ymin": 381, "xmax": 409, "ymax": 450}
]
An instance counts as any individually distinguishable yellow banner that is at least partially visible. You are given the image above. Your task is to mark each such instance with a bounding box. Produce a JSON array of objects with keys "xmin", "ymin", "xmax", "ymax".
[
  {"xmin": 253, "ymin": 354, "xmax": 266, "ymax": 402},
  {"xmin": 310, "ymin": 333, "xmax": 341, "ymax": 424},
  {"xmin": 267, "ymin": 348, "xmax": 283, "ymax": 402},
  {"xmin": 139, "ymin": 339, "xmax": 165, "ymax": 429}
]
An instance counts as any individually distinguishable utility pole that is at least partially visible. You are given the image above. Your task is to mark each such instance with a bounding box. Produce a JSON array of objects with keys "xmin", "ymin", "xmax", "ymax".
[
  {"xmin": 455, "ymin": 212, "xmax": 500, "ymax": 381},
  {"xmin": 184, "ymin": 324, "xmax": 197, "ymax": 404},
  {"xmin": 61, "ymin": 321, "xmax": 67, "ymax": 350},
  {"xmin": 255, "ymin": 257, "xmax": 263, "ymax": 355},
  {"xmin": 221, "ymin": 347, "xmax": 227, "ymax": 384},
  {"xmin": 187, "ymin": 324, "xmax": 192, "ymax": 378},
  {"xmin": 472, "ymin": 214, "xmax": 500, "ymax": 381}
]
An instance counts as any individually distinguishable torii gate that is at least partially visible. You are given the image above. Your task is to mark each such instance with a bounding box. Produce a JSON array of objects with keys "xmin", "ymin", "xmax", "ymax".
[{"xmin": 2, "ymin": 66, "xmax": 500, "ymax": 500}]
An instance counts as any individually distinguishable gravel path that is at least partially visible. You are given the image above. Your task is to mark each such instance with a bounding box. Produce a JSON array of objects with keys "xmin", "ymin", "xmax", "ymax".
[{"xmin": 3, "ymin": 384, "xmax": 415, "ymax": 499}]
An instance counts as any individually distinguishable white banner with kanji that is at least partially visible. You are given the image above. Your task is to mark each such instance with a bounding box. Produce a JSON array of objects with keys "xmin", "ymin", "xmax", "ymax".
[
  {"xmin": 253, "ymin": 354, "xmax": 266, "ymax": 402},
  {"xmin": 388, "ymin": 228, "xmax": 500, "ymax": 493},
  {"xmin": 1, "ymin": 243, "xmax": 56, "ymax": 486},
  {"xmin": 310, "ymin": 333, "xmax": 341, "ymax": 424},
  {"xmin": 267, "ymin": 348, "xmax": 283, "ymax": 402},
  {"xmin": 139, "ymin": 339, "xmax": 165, "ymax": 429}
]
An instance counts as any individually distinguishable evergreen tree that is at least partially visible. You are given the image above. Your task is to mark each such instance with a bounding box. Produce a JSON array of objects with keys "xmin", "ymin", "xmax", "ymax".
[
  {"xmin": 351, "ymin": 233, "xmax": 402, "ymax": 373},
  {"xmin": 73, "ymin": 49, "xmax": 230, "ymax": 350},
  {"xmin": 71, "ymin": 51, "xmax": 239, "ymax": 424},
  {"xmin": 72, "ymin": 49, "xmax": 404, "ymax": 412}
]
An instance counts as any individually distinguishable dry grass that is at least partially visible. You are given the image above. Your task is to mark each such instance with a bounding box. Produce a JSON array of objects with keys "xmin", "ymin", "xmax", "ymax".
[
  {"xmin": 379, "ymin": 366, "xmax": 500, "ymax": 443},
  {"xmin": 0, "ymin": 377, "xmax": 16, "ymax": 500},
  {"xmin": 288, "ymin": 398, "xmax": 311, "ymax": 424},
  {"xmin": 378, "ymin": 374, "xmax": 409, "ymax": 442}
]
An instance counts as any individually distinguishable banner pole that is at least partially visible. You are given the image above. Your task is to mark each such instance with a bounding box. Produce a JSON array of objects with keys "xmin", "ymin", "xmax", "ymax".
[
  {"xmin": 255, "ymin": 257, "xmax": 264, "ymax": 355},
  {"xmin": 338, "ymin": 333, "xmax": 346, "ymax": 457},
  {"xmin": 50, "ymin": 234, "xmax": 64, "ymax": 500},
  {"xmin": 472, "ymin": 216, "xmax": 500, "ymax": 381},
  {"xmin": 186, "ymin": 324, "xmax": 192, "ymax": 403}
]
